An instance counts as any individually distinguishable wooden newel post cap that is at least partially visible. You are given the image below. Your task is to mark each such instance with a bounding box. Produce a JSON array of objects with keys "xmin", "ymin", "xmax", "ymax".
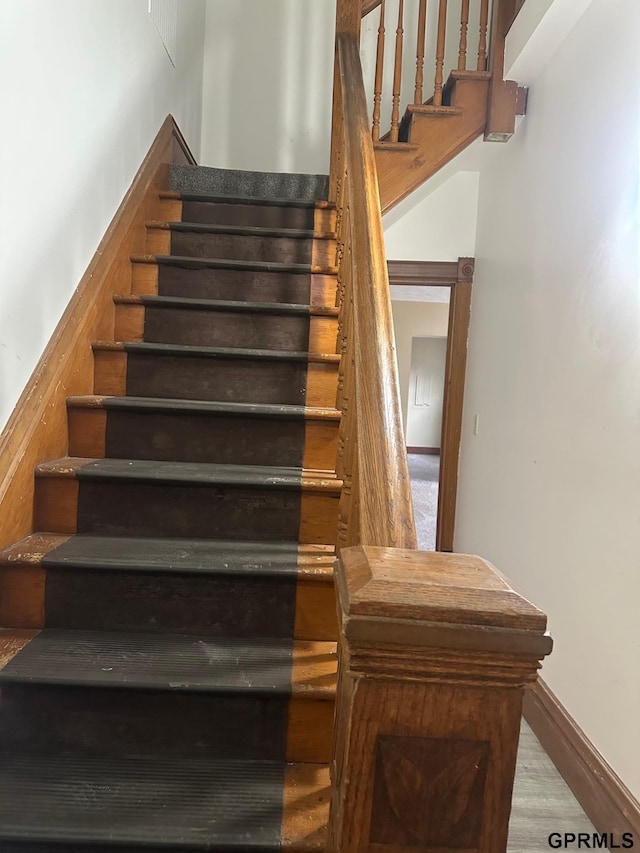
[{"xmin": 335, "ymin": 546, "xmax": 552, "ymax": 675}]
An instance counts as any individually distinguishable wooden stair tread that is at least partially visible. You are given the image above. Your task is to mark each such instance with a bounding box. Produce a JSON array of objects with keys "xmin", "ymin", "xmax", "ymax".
[
  {"xmin": 93, "ymin": 339, "xmax": 340, "ymax": 363},
  {"xmin": 374, "ymin": 141, "xmax": 420, "ymax": 151},
  {"xmin": 67, "ymin": 394, "xmax": 341, "ymax": 420},
  {"xmin": 448, "ymin": 69, "xmax": 492, "ymax": 81},
  {"xmin": 36, "ymin": 457, "xmax": 343, "ymax": 492},
  {"xmin": 405, "ymin": 103, "xmax": 463, "ymax": 117},
  {"xmin": 147, "ymin": 221, "xmax": 337, "ymax": 241},
  {"xmin": 160, "ymin": 189, "xmax": 335, "ymax": 210},
  {"xmin": 131, "ymin": 252, "xmax": 338, "ymax": 276},
  {"xmin": 0, "ymin": 533, "xmax": 335, "ymax": 579},
  {"xmin": 113, "ymin": 293, "xmax": 339, "ymax": 317},
  {"xmin": 0, "ymin": 628, "xmax": 336, "ymax": 697},
  {"xmin": 0, "ymin": 750, "xmax": 328, "ymax": 849}
]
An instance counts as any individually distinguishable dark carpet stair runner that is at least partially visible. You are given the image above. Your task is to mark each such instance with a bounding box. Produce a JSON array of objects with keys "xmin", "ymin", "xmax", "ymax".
[{"xmin": 0, "ymin": 183, "xmax": 340, "ymax": 850}]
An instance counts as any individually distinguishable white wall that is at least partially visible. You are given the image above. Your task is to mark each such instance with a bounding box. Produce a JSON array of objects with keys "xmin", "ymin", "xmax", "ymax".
[
  {"xmin": 391, "ymin": 301, "xmax": 450, "ymax": 436},
  {"xmin": 384, "ymin": 170, "xmax": 479, "ymax": 260},
  {"xmin": 0, "ymin": 0, "xmax": 206, "ymax": 432},
  {"xmin": 455, "ymin": 0, "xmax": 640, "ymax": 798},
  {"xmin": 200, "ymin": 0, "xmax": 335, "ymax": 174}
]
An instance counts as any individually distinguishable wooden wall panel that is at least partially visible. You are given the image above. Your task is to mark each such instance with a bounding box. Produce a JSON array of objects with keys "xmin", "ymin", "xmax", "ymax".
[{"xmin": 0, "ymin": 116, "xmax": 195, "ymax": 550}]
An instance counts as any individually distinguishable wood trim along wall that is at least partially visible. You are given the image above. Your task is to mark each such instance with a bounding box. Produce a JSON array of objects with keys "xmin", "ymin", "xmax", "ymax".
[
  {"xmin": 524, "ymin": 679, "xmax": 640, "ymax": 838},
  {"xmin": 436, "ymin": 259, "xmax": 473, "ymax": 551},
  {"xmin": 387, "ymin": 259, "xmax": 459, "ymax": 286},
  {"xmin": 507, "ymin": 0, "xmax": 527, "ymax": 35},
  {"xmin": 0, "ymin": 115, "xmax": 196, "ymax": 551},
  {"xmin": 388, "ymin": 257, "xmax": 473, "ymax": 553},
  {"xmin": 362, "ymin": 0, "xmax": 382, "ymax": 17},
  {"xmin": 406, "ymin": 447, "xmax": 439, "ymax": 455}
]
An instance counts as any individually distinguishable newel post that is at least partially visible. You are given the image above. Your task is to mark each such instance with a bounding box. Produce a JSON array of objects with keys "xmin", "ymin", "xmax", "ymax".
[{"xmin": 327, "ymin": 546, "xmax": 552, "ymax": 853}]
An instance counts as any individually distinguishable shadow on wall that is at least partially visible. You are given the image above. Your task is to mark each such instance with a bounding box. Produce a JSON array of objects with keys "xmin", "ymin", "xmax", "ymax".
[{"xmin": 200, "ymin": 0, "xmax": 336, "ymax": 174}]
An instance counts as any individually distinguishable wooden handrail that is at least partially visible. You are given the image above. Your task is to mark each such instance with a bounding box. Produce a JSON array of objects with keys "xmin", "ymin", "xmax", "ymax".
[
  {"xmin": 371, "ymin": 0, "xmax": 385, "ymax": 142},
  {"xmin": 334, "ymin": 32, "xmax": 417, "ymax": 550}
]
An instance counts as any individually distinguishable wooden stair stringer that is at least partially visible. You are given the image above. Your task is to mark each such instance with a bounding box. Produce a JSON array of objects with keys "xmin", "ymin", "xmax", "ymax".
[{"xmin": 375, "ymin": 75, "xmax": 491, "ymax": 213}]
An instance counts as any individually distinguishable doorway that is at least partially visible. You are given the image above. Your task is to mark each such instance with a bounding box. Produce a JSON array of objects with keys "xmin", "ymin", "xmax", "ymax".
[
  {"xmin": 389, "ymin": 258, "xmax": 474, "ymax": 551},
  {"xmin": 406, "ymin": 336, "xmax": 448, "ymax": 550}
]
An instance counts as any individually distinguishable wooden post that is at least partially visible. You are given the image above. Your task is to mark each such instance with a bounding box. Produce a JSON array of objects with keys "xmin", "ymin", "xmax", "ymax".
[
  {"xmin": 477, "ymin": 0, "xmax": 490, "ymax": 70},
  {"xmin": 327, "ymin": 546, "xmax": 553, "ymax": 853},
  {"xmin": 372, "ymin": 0, "xmax": 386, "ymax": 141},
  {"xmin": 485, "ymin": 0, "xmax": 519, "ymax": 141},
  {"xmin": 389, "ymin": 0, "xmax": 405, "ymax": 143},
  {"xmin": 432, "ymin": 0, "xmax": 448, "ymax": 106},
  {"xmin": 413, "ymin": 0, "xmax": 428, "ymax": 104},
  {"xmin": 457, "ymin": 0, "xmax": 470, "ymax": 70}
]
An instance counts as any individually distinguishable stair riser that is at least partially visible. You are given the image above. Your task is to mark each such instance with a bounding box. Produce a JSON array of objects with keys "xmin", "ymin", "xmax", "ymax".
[
  {"xmin": 158, "ymin": 200, "xmax": 337, "ymax": 231},
  {"xmin": 179, "ymin": 200, "xmax": 316, "ymax": 230},
  {"xmin": 45, "ymin": 570, "xmax": 335, "ymax": 641},
  {"xmin": 93, "ymin": 350, "xmax": 338, "ymax": 408},
  {"xmin": 132, "ymin": 262, "xmax": 338, "ymax": 309},
  {"xmin": 170, "ymin": 201, "xmax": 337, "ymax": 233},
  {"xmin": 44, "ymin": 569, "xmax": 295, "ymax": 637},
  {"xmin": 0, "ymin": 566, "xmax": 44, "ymax": 628},
  {"xmin": 295, "ymin": 581, "xmax": 338, "ymax": 641},
  {"xmin": 0, "ymin": 685, "xmax": 333, "ymax": 764},
  {"xmin": 0, "ymin": 685, "xmax": 286, "ymax": 759},
  {"xmin": 148, "ymin": 230, "xmax": 336, "ymax": 268},
  {"xmin": 68, "ymin": 408, "xmax": 338, "ymax": 470},
  {"xmin": 0, "ymin": 567, "xmax": 338, "ymax": 641},
  {"xmin": 114, "ymin": 304, "xmax": 338, "ymax": 354},
  {"xmin": 35, "ymin": 479, "xmax": 339, "ymax": 544},
  {"xmin": 147, "ymin": 228, "xmax": 313, "ymax": 264}
]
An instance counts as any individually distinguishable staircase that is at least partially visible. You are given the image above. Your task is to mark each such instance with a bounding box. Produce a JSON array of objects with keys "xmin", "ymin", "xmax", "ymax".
[
  {"xmin": 346, "ymin": 0, "xmax": 527, "ymax": 213},
  {"xmin": 0, "ymin": 175, "xmax": 342, "ymax": 851},
  {"xmin": 375, "ymin": 69, "xmax": 494, "ymax": 211}
]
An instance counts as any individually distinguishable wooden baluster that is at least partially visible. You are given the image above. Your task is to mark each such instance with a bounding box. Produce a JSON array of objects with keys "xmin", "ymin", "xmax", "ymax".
[
  {"xmin": 413, "ymin": 0, "xmax": 427, "ymax": 104},
  {"xmin": 371, "ymin": 1, "xmax": 385, "ymax": 142},
  {"xmin": 458, "ymin": 0, "xmax": 470, "ymax": 70},
  {"xmin": 389, "ymin": 0, "xmax": 404, "ymax": 143},
  {"xmin": 433, "ymin": 0, "xmax": 447, "ymax": 106},
  {"xmin": 477, "ymin": 0, "xmax": 489, "ymax": 70}
]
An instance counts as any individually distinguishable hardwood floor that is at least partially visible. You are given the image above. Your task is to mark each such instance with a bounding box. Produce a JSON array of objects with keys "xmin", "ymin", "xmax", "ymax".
[{"xmin": 510, "ymin": 721, "xmax": 595, "ymax": 850}]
